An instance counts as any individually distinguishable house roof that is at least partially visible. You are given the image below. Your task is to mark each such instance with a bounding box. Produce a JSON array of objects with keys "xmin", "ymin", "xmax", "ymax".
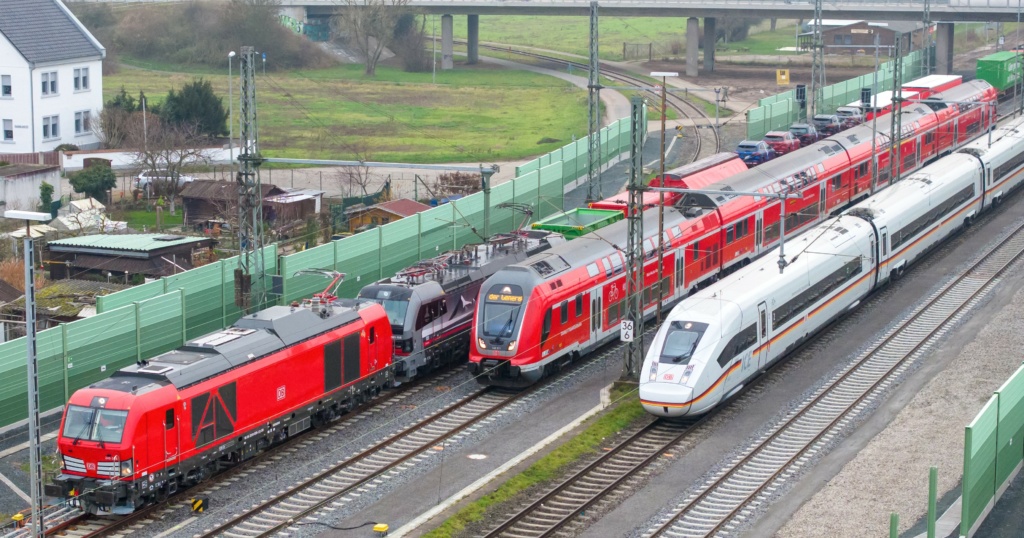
[
  {"xmin": 373, "ymin": 199, "xmax": 432, "ymax": 218},
  {"xmin": 180, "ymin": 180, "xmax": 285, "ymax": 201},
  {"xmin": 0, "ymin": 164, "xmax": 60, "ymax": 179},
  {"xmin": 48, "ymin": 233, "xmax": 212, "ymax": 253},
  {"xmin": 67, "ymin": 198, "xmax": 105, "ymax": 214},
  {"xmin": 0, "ymin": 0, "xmax": 105, "ymax": 65},
  {"xmin": 0, "ymin": 279, "xmax": 23, "ymax": 303},
  {"xmin": 3, "ymin": 279, "xmax": 128, "ymax": 318}
]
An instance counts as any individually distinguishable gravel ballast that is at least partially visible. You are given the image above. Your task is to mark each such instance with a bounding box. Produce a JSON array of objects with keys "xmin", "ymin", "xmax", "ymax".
[{"xmin": 775, "ymin": 269, "xmax": 1024, "ymax": 537}]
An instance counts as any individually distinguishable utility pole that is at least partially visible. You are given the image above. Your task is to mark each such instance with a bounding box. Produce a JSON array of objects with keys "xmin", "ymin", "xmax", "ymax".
[
  {"xmin": 923, "ymin": 0, "xmax": 932, "ymax": 75},
  {"xmin": 235, "ymin": 46, "xmax": 266, "ymax": 312},
  {"xmin": 870, "ymin": 33, "xmax": 882, "ymax": 194},
  {"xmin": 622, "ymin": 96, "xmax": 645, "ymax": 382},
  {"xmin": 586, "ymin": 1, "xmax": 603, "ymax": 203},
  {"xmin": 651, "ymin": 72, "xmax": 676, "ymax": 323},
  {"xmin": 810, "ymin": 0, "xmax": 826, "ymax": 117},
  {"xmin": 888, "ymin": 38, "xmax": 904, "ymax": 187}
]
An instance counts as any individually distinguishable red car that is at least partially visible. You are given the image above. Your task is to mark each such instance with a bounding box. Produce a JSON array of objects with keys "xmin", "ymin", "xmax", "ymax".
[{"xmin": 763, "ymin": 131, "xmax": 801, "ymax": 155}]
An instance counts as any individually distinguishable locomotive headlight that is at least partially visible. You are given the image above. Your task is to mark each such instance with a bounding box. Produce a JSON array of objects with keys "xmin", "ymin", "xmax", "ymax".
[
  {"xmin": 478, "ymin": 338, "xmax": 487, "ymax": 349},
  {"xmin": 120, "ymin": 460, "xmax": 133, "ymax": 477},
  {"xmin": 648, "ymin": 361, "xmax": 658, "ymax": 381},
  {"xmin": 507, "ymin": 340, "xmax": 516, "ymax": 351}
]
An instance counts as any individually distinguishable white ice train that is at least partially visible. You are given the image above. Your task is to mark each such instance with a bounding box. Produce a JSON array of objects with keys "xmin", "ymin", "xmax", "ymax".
[{"xmin": 640, "ymin": 116, "xmax": 1024, "ymax": 417}]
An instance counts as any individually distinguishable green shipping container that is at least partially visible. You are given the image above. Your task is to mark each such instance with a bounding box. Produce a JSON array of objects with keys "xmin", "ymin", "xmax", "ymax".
[
  {"xmin": 531, "ymin": 208, "xmax": 623, "ymax": 239},
  {"xmin": 976, "ymin": 51, "xmax": 1023, "ymax": 92}
]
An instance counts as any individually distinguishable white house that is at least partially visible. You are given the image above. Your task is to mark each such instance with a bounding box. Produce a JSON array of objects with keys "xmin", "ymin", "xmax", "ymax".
[{"xmin": 0, "ymin": 0, "xmax": 105, "ymax": 154}]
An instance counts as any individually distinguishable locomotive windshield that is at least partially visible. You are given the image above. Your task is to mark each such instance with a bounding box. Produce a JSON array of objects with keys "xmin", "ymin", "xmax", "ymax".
[
  {"xmin": 358, "ymin": 286, "xmax": 412, "ymax": 331},
  {"xmin": 482, "ymin": 284, "xmax": 524, "ymax": 338},
  {"xmin": 659, "ymin": 321, "xmax": 709, "ymax": 365},
  {"xmin": 62, "ymin": 405, "xmax": 129, "ymax": 444}
]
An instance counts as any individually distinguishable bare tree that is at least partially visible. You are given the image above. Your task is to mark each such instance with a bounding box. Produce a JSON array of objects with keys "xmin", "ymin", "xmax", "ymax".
[
  {"xmin": 126, "ymin": 114, "xmax": 213, "ymax": 214},
  {"xmin": 96, "ymin": 107, "xmax": 133, "ymax": 149},
  {"xmin": 331, "ymin": 144, "xmax": 381, "ymax": 197},
  {"xmin": 331, "ymin": 0, "xmax": 411, "ymax": 76}
]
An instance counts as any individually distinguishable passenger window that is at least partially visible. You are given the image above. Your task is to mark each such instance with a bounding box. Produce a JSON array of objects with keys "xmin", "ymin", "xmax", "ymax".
[
  {"xmin": 369, "ymin": 327, "xmax": 376, "ymax": 344},
  {"xmin": 561, "ymin": 301, "xmax": 569, "ymax": 324},
  {"xmin": 882, "ymin": 233, "xmax": 888, "ymax": 256},
  {"xmin": 165, "ymin": 409, "xmax": 174, "ymax": 429},
  {"xmin": 575, "ymin": 295, "xmax": 583, "ymax": 318}
]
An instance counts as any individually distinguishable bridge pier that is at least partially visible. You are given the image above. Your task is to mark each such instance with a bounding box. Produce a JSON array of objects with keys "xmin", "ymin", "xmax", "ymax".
[
  {"xmin": 703, "ymin": 17, "xmax": 716, "ymax": 73},
  {"xmin": 442, "ymin": 14, "xmax": 454, "ymax": 70},
  {"xmin": 467, "ymin": 14, "xmax": 479, "ymax": 64},
  {"xmin": 935, "ymin": 22, "xmax": 954, "ymax": 75},
  {"xmin": 686, "ymin": 17, "xmax": 699, "ymax": 78}
]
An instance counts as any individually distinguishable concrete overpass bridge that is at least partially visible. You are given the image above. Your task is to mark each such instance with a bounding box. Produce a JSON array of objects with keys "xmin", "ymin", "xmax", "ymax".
[
  {"xmin": 95, "ymin": 0, "xmax": 1024, "ymax": 75},
  {"xmin": 278, "ymin": 0, "xmax": 1022, "ymax": 76}
]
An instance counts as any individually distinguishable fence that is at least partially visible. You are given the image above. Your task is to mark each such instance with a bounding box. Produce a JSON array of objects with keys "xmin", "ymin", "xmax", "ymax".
[
  {"xmin": 961, "ymin": 362, "xmax": 1024, "ymax": 537},
  {"xmin": 746, "ymin": 49, "xmax": 927, "ymax": 140},
  {"xmin": 0, "ymin": 115, "xmax": 640, "ymax": 430},
  {"xmin": 0, "ymin": 152, "xmax": 59, "ymax": 166}
]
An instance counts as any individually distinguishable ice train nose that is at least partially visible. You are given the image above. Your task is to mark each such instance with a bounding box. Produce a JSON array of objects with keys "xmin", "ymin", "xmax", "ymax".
[{"xmin": 639, "ymin": 383, "xmax": 692, "ymax": 417}]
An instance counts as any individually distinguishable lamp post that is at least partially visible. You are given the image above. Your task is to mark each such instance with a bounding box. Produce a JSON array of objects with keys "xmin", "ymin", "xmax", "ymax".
[
  {"xmin": 228, "ymin": 51, "xmax": 236, "ymax": 165},
  {"xmin": 650, "ymin": 71, "xmax": 677, "ymax": 322},
  {"xmin": 5, "ymin": 209, "xmax": 53, "ymax": 538}
]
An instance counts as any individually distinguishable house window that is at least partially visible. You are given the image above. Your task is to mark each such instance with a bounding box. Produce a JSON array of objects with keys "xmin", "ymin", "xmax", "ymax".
[
  {"xmin": 41, "ymin": 71, "xmax": 57, "ymax": 95},
  {"xmin": 74, "ymin": 111, "xmax": 91, "ymax": 134},
  {"xmin": 42, "ymin": 115, "xmax": 59, "ymax": 140},
  {"xmin": 2, "ymin": 119, "xmax": 12, "ymax": 141},
  {"xmin": 74, "ymin": 68, "xmax": 89, "ymax": 91},
  {"xmin": 1, "ymin": 75, "xmax": 10, "ymax": 97}
]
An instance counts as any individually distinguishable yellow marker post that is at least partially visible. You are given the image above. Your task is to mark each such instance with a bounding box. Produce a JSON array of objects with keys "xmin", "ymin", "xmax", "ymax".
[
  {"xmin": 777, "ymin": 69, "xmax": 790, "ymax": 85},
  {"xmin": 373, "ymin": 522, "xmax": 390, "ymax": 536}
]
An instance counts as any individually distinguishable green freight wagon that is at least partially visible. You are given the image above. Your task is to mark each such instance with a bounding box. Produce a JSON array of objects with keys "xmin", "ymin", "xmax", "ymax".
[
  {"xmin": 976, "ymin": 51, "xmax": 1023, "ymax": 93},
  {"xmin": 531, "ymin": 208, "xmax": 623, "ymax": 239}
]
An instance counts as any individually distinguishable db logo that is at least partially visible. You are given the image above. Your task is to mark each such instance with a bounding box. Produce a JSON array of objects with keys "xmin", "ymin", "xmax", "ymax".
[
  {"xmin": 86, "ymin": 463, "xmax": 96, "ymax": 471},
  {"xmin": 276, "ymin": 386, "xmax": 286, "ymax": 401},
  {"xmin": 663, "ymin": 373, "xmax": 673, "ymax": 381}
]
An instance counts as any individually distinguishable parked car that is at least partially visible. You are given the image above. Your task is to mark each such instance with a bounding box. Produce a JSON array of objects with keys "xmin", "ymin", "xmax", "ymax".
[
  {"xmin": 835, "ymin": 106, "xmax": 865, "ymax": 129},
  {"xmin": 762, "ymin": 131, "xmax": 801, "ymax": 156},
  {"xmin": 133, "ymin": 169, "xmax": 195, "ymax": 196},
  {"xmin": 735, "ymin": 140, "xmax": 776, "ymax": 167},
  {"xmin": 812, "ymin": 114, "xmax": 844, "ymax": 136},
  {"xmin": 789, "ymin": 123, "xmax": 821, "ymax": 147}
]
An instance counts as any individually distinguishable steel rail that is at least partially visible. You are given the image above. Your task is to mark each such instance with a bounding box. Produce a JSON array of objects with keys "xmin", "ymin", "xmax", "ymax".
[{"xmin": 199, "ymin": 386, "xmax": 529, "ymax": 537}]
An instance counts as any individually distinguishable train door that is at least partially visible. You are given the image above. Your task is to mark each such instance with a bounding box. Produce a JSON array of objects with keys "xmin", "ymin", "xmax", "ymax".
[
  {"xmin": 818, "ymin": 183, "xmax": 826, "ymax": 220},
  {"xmin": 756, "ymin": 302, "xmax": 769, "ymax": 370},
  {"xmin": 164, "ymin": 408, "xmax": 179, "ymax": 463},
  {"xmin": 878, "ymin": 226, "xmax": 889, "ymax": 279},
  {"xmin": 755, "ymin": 215, "xmax": 763, "ymax": 254}
]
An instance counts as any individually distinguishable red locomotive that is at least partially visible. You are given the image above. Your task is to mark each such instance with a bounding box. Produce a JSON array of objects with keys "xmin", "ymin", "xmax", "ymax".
[
  {"xmin": 469, "ymin": 80, "xmax": 997, "ymax": 386},
  {"xmin": 46, "ymin": 282, "xmax": 393, "ymax": 515}
]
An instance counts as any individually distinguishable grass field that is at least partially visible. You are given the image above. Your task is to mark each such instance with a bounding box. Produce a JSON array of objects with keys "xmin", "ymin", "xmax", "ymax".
[
  {"xmin": 119, "ymin": 208, "xmax": 184, "ymax": 230},
  {"xmin": 105, "ymin": 63, "xmax": 589, "ymax": 163}
]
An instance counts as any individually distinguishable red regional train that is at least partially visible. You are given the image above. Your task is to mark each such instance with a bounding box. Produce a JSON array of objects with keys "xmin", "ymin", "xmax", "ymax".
[
  {"xmin": 46, "ymin": 291, "xmax": 393, "ymax": 514},
  {"xmin": 468, "ymin": 80, "xmax": 997, "ymax": 387}
]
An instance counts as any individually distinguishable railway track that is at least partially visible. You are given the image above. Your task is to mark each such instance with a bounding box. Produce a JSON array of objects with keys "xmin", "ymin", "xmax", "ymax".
[
  {"xmin": 198, "ymin": 386, "xmax": 526, "ymax": 537},
  {"xmin": 471, "ymin": 43, "xmax": 722, "ymax": 162},
  {"xmin": 483, "ymin": 418, "xmax": 700, "ymax": 538},
  {"xmin": 643, "ymin": 219, "xmax": 1024, "ymax": 538}
]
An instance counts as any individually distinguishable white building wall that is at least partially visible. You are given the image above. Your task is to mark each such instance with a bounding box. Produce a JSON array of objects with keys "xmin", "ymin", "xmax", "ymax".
[
  {"xmin": 32, "ymin": 58, "xmax": 103, "ymax": 152},
  {"xmin": 0, "ymin": 38, "xmax": 34, "ymax": 153},
  {"xmin": 0, "ymin": 168, "xmax": 62, "ymax": 210},
  {"xmin": 0, "ymin": 37, "xmax": 103, "ymax": 153}
]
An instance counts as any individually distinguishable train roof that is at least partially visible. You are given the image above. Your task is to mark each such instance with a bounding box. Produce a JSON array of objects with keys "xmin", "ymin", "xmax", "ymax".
[
  {"xmin": 959, "ymin": 114, "xmax": 1024, "ymax": 158},
  {"xmin": 506, "ymin": 206, "xmax": 692, "ymax": 280},
  {"xmin": 903, "ymin": 74, "xmax": 962, "ymax": 90},
  {"xmin": 102, "ymin": 300, "xmax": 371, "ymax": 391},
  {"xmin": 362, "ymin": 229, "xmax": 563, "ymax": 293}
]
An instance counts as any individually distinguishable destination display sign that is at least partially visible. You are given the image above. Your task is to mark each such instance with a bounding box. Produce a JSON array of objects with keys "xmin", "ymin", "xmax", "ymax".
[{"xmin": 486, "ymin": 293, "xmax": 523, "ymax": 303}]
